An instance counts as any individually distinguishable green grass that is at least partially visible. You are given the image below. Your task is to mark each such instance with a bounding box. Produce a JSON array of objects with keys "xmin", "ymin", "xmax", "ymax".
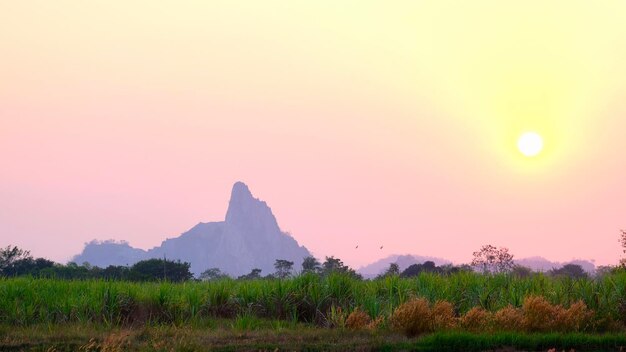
[{"xmin": 1, "ymin": 271, "xmax": 626, "ymax": 330}]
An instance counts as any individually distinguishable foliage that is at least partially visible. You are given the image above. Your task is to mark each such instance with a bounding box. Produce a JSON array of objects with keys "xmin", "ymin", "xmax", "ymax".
[
  {"xmin": 238, "ymin": 268, "xmax": 262, "ymax": 280},
  {"xmin": 0, "ymin": 245, "xmax": 33, "ymax": 275},
  {"xmin": 321, "ymin": 256, "xmax": 362, "ymax": 279},
  {"xmin": 129, "ymin": 259, "xmax": 193, "ymax": 282},
  {"xmin": 301, "ymin": 256, "xmax": 321, "ymax": 274},
  {"xmin": 400, "ymin": 261, "xmax": 470, "ymax": 277},
  {"xmin": 199, "ymin": 267, "xmax": 229, "ymax": 281},
  {"xmin": 471, "ymin": 244, "xmax": 515, "ymax": 274},
  {"xmin": 0, "ymin": 268, "xmax": 624, "ymax": 334},
  {"xmin": 549, "ymin": 264, "xmax": 587, "ymax": 279},
  {"xmin": 274, "ymin": 259, "xmax": 294, "ymax": 279}
]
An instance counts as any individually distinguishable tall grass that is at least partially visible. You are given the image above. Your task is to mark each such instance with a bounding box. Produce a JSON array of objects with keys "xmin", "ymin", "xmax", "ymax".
[{"xmin": 1, "ymin": 271, "xmax": 626, "ymax": 330}]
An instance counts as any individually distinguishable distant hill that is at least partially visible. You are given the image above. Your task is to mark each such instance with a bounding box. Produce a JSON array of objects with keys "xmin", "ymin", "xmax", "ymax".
[
  {"xmin": 357, "ymin": 254, "xmax": 596, "ymax": 278},
  {"xmin": 515, "ymin": 256, "xmax": 596, "ymax": 274},
  {"xmin": 72, "ymin": 182, "xmax": 311, "ymax": 277},
  {"xmin": 357, "ymin": 254, "xmax": 451, "ymax": 278}
]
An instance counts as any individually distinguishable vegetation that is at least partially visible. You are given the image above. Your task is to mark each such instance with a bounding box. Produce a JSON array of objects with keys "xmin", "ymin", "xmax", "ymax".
[
  {"xmin": 0, "ymin": 245, "xmax": 193, "ymax": 282},
  {"xmin": 471, "ymin": 244, "xmax": 515, "ymax": 274},
  {"xmin": 2, "ymin": 235, "xmax": 626, "ymax": 350},
  {"xmin": 1, "ymin": 270, "xmax": 626, "ymax": 332}
]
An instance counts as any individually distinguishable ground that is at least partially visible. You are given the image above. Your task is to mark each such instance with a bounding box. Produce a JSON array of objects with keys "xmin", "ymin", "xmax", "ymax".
[{"xmin": 1, "ymin": 323, "xmax": 625, "ymax": 352}]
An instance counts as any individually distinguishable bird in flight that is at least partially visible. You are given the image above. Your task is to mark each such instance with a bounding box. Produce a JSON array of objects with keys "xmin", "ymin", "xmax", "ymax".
[
  {"xmin": 380, "ymin": 246, "xmax": 383, "ymax": 249},
  {"xmin": 355, "ymin": 245, "xmax": 359, "ymax": 249}
]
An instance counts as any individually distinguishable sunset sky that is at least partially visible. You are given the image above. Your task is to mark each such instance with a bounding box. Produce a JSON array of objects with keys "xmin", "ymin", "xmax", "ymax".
[{"xmin": 2, "ymin": 1, "xmax": 626, "ymax": 268}]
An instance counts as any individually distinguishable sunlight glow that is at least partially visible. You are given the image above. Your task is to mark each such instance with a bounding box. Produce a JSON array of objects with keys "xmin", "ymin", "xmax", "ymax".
[{"xmin": 517, "ymin": 132, "xmax": 544, "ymax": 157}]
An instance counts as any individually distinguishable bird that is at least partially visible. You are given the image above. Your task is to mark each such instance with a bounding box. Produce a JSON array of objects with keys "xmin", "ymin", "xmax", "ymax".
[
  {"xmin": 380, "ymin": 246, "xmax": 383, "ymax": 249},
  {"xmin": 355, "ymin": 245, "xmax": 359, "ymax": 249}
]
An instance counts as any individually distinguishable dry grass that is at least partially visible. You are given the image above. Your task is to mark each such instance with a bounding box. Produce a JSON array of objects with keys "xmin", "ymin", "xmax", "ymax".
[
  {"xmin": 460, "ymin": 307, "xmax": 492, "ymax": 332},
  {"xmin": 389, "ymin": 297, "xmax": 432, "ymax": 336},
  {"xmin": 493, "ymin": 305, "xmax": 524, "ymax": 332},
  {"xmin": 521, "ymin": 296, "xmax": 595, "ymax": 333},
  {"xmin": 555, "ymin": 300, "xmax": 594, "ymax": 332},
  {"xmin": 431, "ymin": 300, "xmax": 457, "ymax": 331},
  {"xmin": 345, "ymin": 308, "xmax": 372, "ymax": 330}
]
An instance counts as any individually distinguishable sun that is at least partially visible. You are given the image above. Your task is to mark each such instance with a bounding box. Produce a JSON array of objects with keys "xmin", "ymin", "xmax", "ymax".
[{"xmin": 517, "ymin": 132, "xmax": 544, "ymax": 157}]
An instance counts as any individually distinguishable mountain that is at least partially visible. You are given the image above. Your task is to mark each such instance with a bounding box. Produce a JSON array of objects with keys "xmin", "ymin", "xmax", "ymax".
[
  {"xmin": 357, "ymin": 254, "xmax": 451, "ymax": 278},
  {"xmin": 515, "ymin": 256, "xmax": 596, "ymax": 274},
  {"xmin": 72, "ymin": 182, "xmax": 311, "ymax": 277}
]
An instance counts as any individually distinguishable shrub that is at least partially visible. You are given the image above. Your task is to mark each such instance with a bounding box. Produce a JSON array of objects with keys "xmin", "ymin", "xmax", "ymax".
[
  {"xmin": 493, "ymin": 305, "xmax": 524, "ymax": 331},
  {"xmin": 345, "ymin": 308, "xmax": 371, "ymax": 330},
  {"xmin": 522, "ymin": 295, "xmax": 558, "ymax": 332},
  {"xmin": 390, "ymin": 297, "xmax": 432, "ymax": 336},
  {"xmin": 556, "ymin": 300, "xmax": 594, "ymax": 332},
  {"xmin": 431, "ymin": 300, "xmax": 457, "ymax": 330},
  {"xmin": 460, "ymin": 307, "xmax": 492, "ymax": 332}
]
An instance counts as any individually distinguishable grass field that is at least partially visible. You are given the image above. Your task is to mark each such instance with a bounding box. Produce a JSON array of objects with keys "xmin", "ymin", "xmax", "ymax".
[
  {"xmin": 2, "ymin": 271, "xmax": 626, "ymax": 350},
  {"xmin": 2, "ymin": 324, "xmax": 626, "ymax": 351}
]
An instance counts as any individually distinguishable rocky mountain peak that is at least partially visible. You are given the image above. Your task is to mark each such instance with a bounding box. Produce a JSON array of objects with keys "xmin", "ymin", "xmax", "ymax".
[
  {"xmin": 73, "ymin": 181, "xmax": 310, "ymax": 276},
  {"xmin": 225, "ymin": 182, "xmax": 279, "ymax": 235}
]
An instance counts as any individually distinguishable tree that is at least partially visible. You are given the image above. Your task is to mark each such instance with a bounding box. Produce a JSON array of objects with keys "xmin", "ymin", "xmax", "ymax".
[
  {"xmin": 321, "ymin": 256, "xmax": 362, "ymax": 279},
  {"xmin": 200, "ymin": 267, "xmax": 228, "ymax": 281},
  {"xmin": 377, "ymin": 262, "xmax": 400, "ymax": 279},
  {"xmin": 549, "ymin": 264, "xmax": 587, "ymax": 279},
  {"xmin": 400, "ymin": 261, "xmax": 442, "ymax": 277},
  {"xmin": 238, "ymin": 268, "xmax": 262, "ymax": 280},
  {"xmin": 322, "ymin": 256, "xmax": 345, "ymax": 273},
  {"xmin": 4, "ymin": 257, "xmax": 55, "ymax": 276},
  {"xmin": 471, "ymin": 244, "xmax": 515, "ymax": 274},
  {"xmin": 130, "ymin": 259, "xmax": 193, "ymax": 282},
  {"xmin": 301, "ymin": 256, "xmax": 321, "ymax": 274},
  {"xmin": 0, "ymin": 245, "xmax": 32, "ymax": 275},
  {"xmin": 274, "ymin": 259, "xmax": 294, "ymax": 279}
]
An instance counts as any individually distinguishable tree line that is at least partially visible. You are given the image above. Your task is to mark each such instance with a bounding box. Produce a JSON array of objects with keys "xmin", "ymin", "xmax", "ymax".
[{"xmin": 3, "ymin": 230, "xmax": 626, "ymax": 282}]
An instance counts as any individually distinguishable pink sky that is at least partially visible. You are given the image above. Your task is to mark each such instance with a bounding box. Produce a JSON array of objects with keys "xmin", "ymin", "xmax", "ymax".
[{"xmin": 2, "ymin": 2, "xmax": 626, "ymax": 268}]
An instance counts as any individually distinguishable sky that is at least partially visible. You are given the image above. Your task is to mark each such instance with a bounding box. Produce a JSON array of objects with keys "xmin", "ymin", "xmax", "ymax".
[{"xmin": 2, "ymin": 1, "xmax": 626, "ymax": 268}]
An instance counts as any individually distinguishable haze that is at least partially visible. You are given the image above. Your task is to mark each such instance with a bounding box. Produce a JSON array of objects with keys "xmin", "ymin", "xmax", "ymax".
[{"xmin": 2, "ymin": 1, "xmax": 626, "ymax": 268}]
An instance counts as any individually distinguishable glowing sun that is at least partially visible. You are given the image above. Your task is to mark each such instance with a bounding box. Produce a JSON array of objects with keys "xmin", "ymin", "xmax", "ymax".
[{"xmin": 517, "ymin": 132, "xmax": 544, "ymax": 157}]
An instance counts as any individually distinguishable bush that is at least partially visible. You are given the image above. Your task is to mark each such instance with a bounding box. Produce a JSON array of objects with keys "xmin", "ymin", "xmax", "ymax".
[
  {"xmin": 460, "ymin": 307, "xmax": 492, "ymax": 332},
  {"xmin": 556, "ymin": 300, "xmax": 594, "ymax": 332},
  {"xmin": 345, "ymin": 308, "xmax": 371, "ymax": 330},
  {"xmin": 522, "ymin": 295, "xmax": 558, "ymax": 332},
  {"xmin": 431, "ymin": 300, "xmax": 457, "ymax": 330},
  {"xmin": 493, "ymin": 305, "xmax": 524, "ymax": 331},
  {"xmin": 390, "ymin": 298, "xmax": 432, "ymax": 336}
]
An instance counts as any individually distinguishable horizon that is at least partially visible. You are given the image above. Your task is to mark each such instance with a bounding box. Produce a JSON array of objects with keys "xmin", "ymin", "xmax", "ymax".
[{"xmin": 2, "ymin": 1, "xmax": 626, "ymax": 269}]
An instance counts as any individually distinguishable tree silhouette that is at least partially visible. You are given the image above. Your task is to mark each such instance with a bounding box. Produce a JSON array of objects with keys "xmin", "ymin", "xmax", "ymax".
[
  {"xmin": 301, "ymin": 256, "xmax": 321, "ymax": 274},
  {"xmin": 273, "ymin": 259, "xmax": 294, "ymax": 279},
  {"xmin": 0, "ymin": 245, "xmax": 32, "ymax": 276},
  {"xmin": 549, "ymin": 264, "xmax": 587, "ymax": 279},
  {"xmin": 199, "ymin": 267, "xmax": 228, "ymax": 281},
  {"xmin": 238, "ymin": 268, "xmax": 262, "ymax": 280},
  {"xmin": 471, "ymin": 244, "xmax": 515, "ymax": 274}
]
